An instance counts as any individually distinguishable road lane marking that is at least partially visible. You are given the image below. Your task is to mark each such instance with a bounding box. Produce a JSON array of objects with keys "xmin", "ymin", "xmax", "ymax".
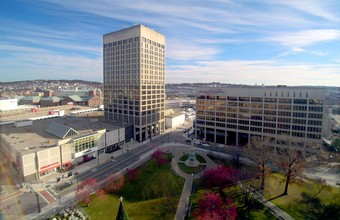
[
  {"xmin": 0, "ymin": 191, "xmax": 23, "ymax": 202},
  {"xmin": 45, "ymin": 189, "xmax": 57, "ymax": 201},
  {"xmin": 49, "ymin": 188, "xmax": 58, "ymax": 196}
]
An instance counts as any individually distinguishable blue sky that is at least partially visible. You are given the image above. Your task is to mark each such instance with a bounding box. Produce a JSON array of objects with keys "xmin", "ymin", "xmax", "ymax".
[{"xmin": 1, "ymin": 0, "xmax": 340, "ymax": 86}]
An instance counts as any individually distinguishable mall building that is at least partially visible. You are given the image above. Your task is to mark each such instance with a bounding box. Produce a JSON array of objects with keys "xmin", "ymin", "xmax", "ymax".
[
  {"xmin": 195, "ymin": 86, "xmax": 331, "ymax": 154},
  {"xmin": 0, "ymin": 116, "xmax": 128, "ymax": 181}
]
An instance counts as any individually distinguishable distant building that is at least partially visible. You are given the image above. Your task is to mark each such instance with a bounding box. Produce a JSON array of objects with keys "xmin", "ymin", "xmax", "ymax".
[
  {"xmin": 54, "ymin": 89, "xmax": 97, "ymax": 98},
  {"xmin": 103, "ymin": 24, "xmax": 166, "ymax": 142},
  {"xmin": 40, "ymin": 97, "xmax": 60, "ymax": 107},
  {"xmin": 20, "ymin": 96, "xmax": 40, "ymax": 105},
  {"xmin": 0, "ymin": 98, "xmax": 18, "ymax": 111},
  {"xmin": 83, "ymin": 95, "xmax": 103, "ymax": 107},
  {"xmin": 60, "ymin": 95, "xmax": 85, "ymax": 106},
  {"xmin": 195, "ymin": 86, "xmax": 330, "ymax": 154},
  {"xmin": 43, "ymin": 90, "xmax": 53, "ymax": 97}
]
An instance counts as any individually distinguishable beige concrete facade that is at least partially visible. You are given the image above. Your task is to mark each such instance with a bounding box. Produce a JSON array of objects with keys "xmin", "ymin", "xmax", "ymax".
[
  {"xmin": 195, "ymin": 86, "xmax": 329, "ymax": 154},
  {"xmin": 0, "ymin": 116, "xmax": 124, "ymax": 181},
  {"xmin": 103, "ymin": 25, "xmax": 165, "ymax": 142}
]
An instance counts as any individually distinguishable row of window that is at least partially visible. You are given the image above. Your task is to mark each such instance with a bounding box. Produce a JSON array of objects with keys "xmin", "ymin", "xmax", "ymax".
[
  {"xmin": 74, "ymin": 135, "xmax": 97, "ymax": 153},
  {"xmin": 197, "ymin": 103, "xmax": 323, "ymax": 112},
  {"xmin": 198, "ymin": 96, "xmax": 323, "ymax": 105},
  {"xmin": 197, "ymin": 119, "xmax": 322, "ymax": 131},
  {"xmin": 197, "ymin": 115, "xmax": 322, "ymax": 125},
  {"xmin": 197, "ymin": 110, "xmax": 323, "ymax": 119},
  {"xmin": 197, "ymin": 122, "xmax": 322, "ymax": 140}
]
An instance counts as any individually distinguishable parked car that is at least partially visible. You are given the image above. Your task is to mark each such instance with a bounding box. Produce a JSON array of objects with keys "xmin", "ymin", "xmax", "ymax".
[
  {"xmin": 217, "ymin": 144, "xmax": 225, "ymax": 148},
  {"xmin": 56, "ymin": 181, "xmax": 72, "ymax": 191},
  {"xmin": 185, "ymin": 139, "xmax": 191, "ymax": 143},
  {"xmin": 202, "ymin": 142, "xmax": 210, "ymax": 147},
  {"xmin": 193, "ymin": 139, "xmax": 201, "ymax": 145}
]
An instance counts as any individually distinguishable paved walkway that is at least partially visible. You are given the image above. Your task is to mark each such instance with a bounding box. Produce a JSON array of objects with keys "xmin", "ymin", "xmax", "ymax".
[
  {"xmin": 165, "ymin": 145, "xmax": 217, "ymax": 220},
  {"xmin": 252, "ymin": 191, "xmax": 295, "ymax": 220}
]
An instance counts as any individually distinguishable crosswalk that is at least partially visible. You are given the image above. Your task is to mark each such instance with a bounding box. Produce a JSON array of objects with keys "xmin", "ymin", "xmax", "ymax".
[{"xmin": 39, "ymin": 189, "xmax": 57, "ymax": 204}]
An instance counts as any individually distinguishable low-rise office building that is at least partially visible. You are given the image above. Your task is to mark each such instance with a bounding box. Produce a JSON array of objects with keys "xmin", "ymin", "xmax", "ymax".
[
  {"xmin": 0, "ymin": 116, "xmax": 127, "ymax": 181},
  {"xmin": 165, "ymin": 113, "xmax": 185, "ymax": 129},
  {"xmin": 195, "ymin": 86, "xmax": 330, "ymax": 154}
]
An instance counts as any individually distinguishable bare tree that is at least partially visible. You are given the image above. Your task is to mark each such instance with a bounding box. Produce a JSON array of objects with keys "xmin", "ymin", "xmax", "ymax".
[
  {"xmin": 276, "ymin": 148, "xmax": 305, "ymax": 195},
  {"xmin": 245, "ymin": 136, "xmax": 274, "ymax": 190},
  {"xmin": 312, "ymin": 178, "xmax": 331, "ymax": 198}
]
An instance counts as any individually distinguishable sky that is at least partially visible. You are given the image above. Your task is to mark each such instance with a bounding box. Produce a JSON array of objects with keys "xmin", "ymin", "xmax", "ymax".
[{"xmin": 1, "ymin": 0, "xmax": 340, "ymax": 86}]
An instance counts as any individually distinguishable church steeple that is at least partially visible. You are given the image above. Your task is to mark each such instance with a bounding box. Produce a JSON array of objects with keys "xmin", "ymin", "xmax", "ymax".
[{"xmin": 116, "ymin": 196, "xmax": 129, "ymax": 220}]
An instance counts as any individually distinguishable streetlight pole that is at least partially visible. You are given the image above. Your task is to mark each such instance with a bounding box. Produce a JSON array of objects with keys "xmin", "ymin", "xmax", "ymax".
[
  {"xmin": 74, "ymin": 171, "xmax": 79, "ymax": 191},
  {"xmin": 28, "ymin": 184, "xmax": 41, "ymax": 213},
  {"xmin": 97, "ymin": 150, "xmax": 100, "ymax": 166},
  {"xmin": 35, "ymin": 193, "xmax": 41, "ymax": 213}
]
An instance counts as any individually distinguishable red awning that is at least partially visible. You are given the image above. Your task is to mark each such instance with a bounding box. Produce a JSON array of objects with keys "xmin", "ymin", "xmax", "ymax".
[
  {"xmin": 39, "ymin": 163, "xmax": 60, "ymax": 173},
  {"xmin": 62, "ymin": 160, "xmax": 72, "ymax": 165}
]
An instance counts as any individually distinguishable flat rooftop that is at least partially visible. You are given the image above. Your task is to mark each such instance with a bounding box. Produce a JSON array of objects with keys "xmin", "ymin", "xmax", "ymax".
[
  {"xmin": 0, "ymin": 115, "xmax": 124, "ymax": 155},
  {"xmin": 166, "ymin": 112, "xmax": 185, "ymax": 118}
]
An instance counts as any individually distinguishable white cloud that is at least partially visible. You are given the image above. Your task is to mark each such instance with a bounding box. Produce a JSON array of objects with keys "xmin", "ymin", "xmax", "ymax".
[
  {"xmin": 167, "ymin": 60, "xmax": 340, "ymax": 86},
  {"xmin": 167, "ymin": 40, "xmax": 220, "ymax": 60},
  {"xmin": 273, "ymin": 0, "xmax": 339, "ymax": 22},
  {"xmin": 0, "ymin": 44, "xmax": 102, "ymax": 81},
  {"xmin": 270, "ymin": 29, "xmax": 340, "ymax": 48}
]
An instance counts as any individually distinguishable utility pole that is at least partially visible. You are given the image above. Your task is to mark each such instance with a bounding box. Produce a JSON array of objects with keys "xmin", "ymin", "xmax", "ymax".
[
  {"xmin": 74, "ymin": 171, "xmax": 79, "ymax": 191},
  {"xmin": 28, "ymin": 184, "xmax": 41, "ymax": 213}
]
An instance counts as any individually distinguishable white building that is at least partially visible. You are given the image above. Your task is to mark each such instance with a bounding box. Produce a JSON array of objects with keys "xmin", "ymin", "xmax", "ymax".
[
  {"xmin": 103, "ymin": 24, "xmax": 165, "ymax": 142},
  {"xmin": 0, "ymin": 98, "xmax": 18, "ymax": 111},
  {"xmin": 165, "ymin": 113, "xmax": 185, "ymax": 129},
  {"xmin": 195, "ymin": 86, "xmax": 330, "ymax": 154}
]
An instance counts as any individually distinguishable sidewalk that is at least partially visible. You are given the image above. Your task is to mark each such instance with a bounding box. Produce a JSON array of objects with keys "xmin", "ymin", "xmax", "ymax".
[{"xmin": 253, "ymin": 191, "xmax": 295, "ymax": 220}]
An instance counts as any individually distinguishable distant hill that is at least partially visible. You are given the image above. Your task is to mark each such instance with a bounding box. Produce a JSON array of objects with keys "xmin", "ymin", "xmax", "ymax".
[{"xmin": 0, "ymin": 79, "xmax": 102, "ymax": 85}]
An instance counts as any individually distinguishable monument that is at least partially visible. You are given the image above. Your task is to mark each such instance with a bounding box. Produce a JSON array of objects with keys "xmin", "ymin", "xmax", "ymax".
[{"xmin": 184, "ymin": 138, "xmax": 200, "ymax": 167}]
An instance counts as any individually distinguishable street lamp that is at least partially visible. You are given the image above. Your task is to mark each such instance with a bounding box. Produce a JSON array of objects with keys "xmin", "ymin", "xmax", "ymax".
[
  {"xmin": 74, "ymin": 171, "xmax": 79, "ymax": 191},
  {"xmin": 28, "ymin": 184, "xmax": 41, "ymax": 213},
  {"xmin": 35, "ymin": 193, "xmax": 41, "ymax": 213}
]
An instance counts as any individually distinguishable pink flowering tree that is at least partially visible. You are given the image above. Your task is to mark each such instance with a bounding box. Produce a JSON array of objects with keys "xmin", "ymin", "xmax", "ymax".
[{"xmin": 193, "ymin": 191, "xmax": 237, "ymax": 220}]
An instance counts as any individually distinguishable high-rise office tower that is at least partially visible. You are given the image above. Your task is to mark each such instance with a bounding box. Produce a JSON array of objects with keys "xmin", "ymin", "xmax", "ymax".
[{"xmin": 103, "ymin": 25, "xmax": 165, "ymax": 142}]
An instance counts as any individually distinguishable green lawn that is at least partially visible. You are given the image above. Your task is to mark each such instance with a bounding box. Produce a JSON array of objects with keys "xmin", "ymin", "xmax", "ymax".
[
  {"xmin": 85, "ymin": 194, "xmax": 178, "ymax": 220},
  {"xmin": 264, "ymin": 173, "xmax": 340, "ymax": 220},
  {"xmin": 83, "ymin": 156, "xmax": 185, "ymax": 220}
]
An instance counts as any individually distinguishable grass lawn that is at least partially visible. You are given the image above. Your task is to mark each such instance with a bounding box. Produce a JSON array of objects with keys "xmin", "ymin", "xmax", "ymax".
[
  {"xmin": 85, "ymin": 194, "xmax": 178, "ymax": 220},
  {"xmin": 264, "ymin": 173, "xmax": 340, "ymax": 220},
  {"xmin": 83, "ymin": 156, "xmax": 185, "ymax": 220}
]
